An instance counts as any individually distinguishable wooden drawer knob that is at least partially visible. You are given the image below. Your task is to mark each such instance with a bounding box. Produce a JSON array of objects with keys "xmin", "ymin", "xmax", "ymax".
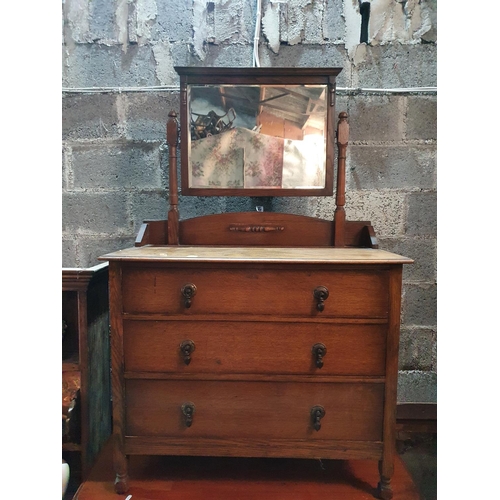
[
  {"xmin": 311, "ymin": 405, "xmax": 326, "ymax": 431},
  {"xmin": 180, "ymin": 340, "xmax": 195, "ymax": 365},
  {"xmin": 313, "ymin": 286, "xmax": 329, "ymax": 312},
  {"xmin": 181, "ymin": 283, "xmax": 197, "ymax": 308},
  {"xmin": 312, "ymin": 343, "xmax": 327, "ymax": 368},
  {"xmin": 181, "ymin": 402, "xmax": 195, "ymax": 427}
]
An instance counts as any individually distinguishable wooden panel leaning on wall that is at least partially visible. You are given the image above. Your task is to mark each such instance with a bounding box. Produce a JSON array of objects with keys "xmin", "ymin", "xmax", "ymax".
[{"xmin": 62, "ymin": 263, "xmax": 112, "ymax": 479}]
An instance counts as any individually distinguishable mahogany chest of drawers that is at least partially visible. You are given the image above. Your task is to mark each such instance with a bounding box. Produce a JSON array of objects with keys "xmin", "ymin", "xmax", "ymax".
[{"xmin": 101, "ymin": 245, "xmax": 412, "ymax": 498}]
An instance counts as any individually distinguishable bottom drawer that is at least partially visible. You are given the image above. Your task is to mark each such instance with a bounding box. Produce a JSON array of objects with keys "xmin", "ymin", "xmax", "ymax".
[{"xmin": 125, "ymin": 379, "xmax": 384, "ymax": 442}]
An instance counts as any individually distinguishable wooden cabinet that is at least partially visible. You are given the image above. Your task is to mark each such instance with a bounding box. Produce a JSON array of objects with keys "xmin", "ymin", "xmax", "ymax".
[
  {"xmin": 101, "ymin": 247, "xmax": 412, "ymax": 498},
  {"xmin": 62, "ymin": 263, "xmax": 112, "ymax": 478},
  {"xmin": 100, "ymin": 67, "xmax": 413, "ymax": 499}
]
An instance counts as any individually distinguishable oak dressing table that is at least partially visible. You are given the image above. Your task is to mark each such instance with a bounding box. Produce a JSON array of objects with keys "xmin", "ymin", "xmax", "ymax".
[{"xmin": 100, "ymin": 67, "xmax": 413, "ymax": 499}]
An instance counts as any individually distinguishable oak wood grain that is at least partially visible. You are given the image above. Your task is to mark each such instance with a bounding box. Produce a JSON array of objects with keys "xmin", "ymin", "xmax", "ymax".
[
  {"xmin": 120, "ymin": 266, "xmax": 390, "ymax": 318},
  {"xmin": 101, "ymin": 245, "xmax": 413, "ymax": 264},
  {"xmin": 125, "ymin": 379, "xmax": 384, "ymax": 441},
  {"xmin": 124, "ymin": 436, "xmax": 383, "ymax": 460},
  {"xmin": 133, "ymin": 215, "xmax": 381, "ymax": 248},
  {"xmin": 180, "ymin": 212, "xmax": 334, "ymax": 246},
  {"xmin": 100, "ymin": 65, "xmax": 414, "ymax": 497},
  {"xmin": 108, "ymin": 262, "xmax": 129, "ymax": 493},
  {"xmin": 379, "ymin": 265, "xmax": 404, "ymax": 497},
  {"xmin": 123, "ymin": 320, "xmax": 387, "ymax": 376},
  {"xmin": 102, "ymin": 244, "xmax": 412, "ymax": 495}
]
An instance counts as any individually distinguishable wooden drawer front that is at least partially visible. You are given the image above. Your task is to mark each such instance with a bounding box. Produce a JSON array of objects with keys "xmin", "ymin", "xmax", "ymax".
[
  {"xmin": 124, "ymin": 320, "xmax": 387, "ymax": 376},
  {"xmin": 121, "ymin": 267, "xmax": 389, "ymax": 318},
  {"xmin": 125, "ymin": 380, "xmax": 384, "ymax": 442}
]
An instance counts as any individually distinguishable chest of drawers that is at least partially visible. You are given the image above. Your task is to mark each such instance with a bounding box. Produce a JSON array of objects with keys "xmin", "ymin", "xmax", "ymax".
[{"xmin": 101, "ymin": 245, "xmax": 412, "ymax": 499}]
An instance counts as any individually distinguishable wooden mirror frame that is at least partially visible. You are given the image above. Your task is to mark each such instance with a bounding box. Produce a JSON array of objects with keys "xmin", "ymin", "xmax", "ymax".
[{"xmin": 175, "ymin": 67, "xmax": 342, "ymax": 197}]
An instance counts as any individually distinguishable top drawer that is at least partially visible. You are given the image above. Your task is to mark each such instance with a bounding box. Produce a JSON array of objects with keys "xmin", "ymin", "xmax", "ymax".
[{"xmin": 121, "ymin": 265, "xmax": 389, "ymax": 319}]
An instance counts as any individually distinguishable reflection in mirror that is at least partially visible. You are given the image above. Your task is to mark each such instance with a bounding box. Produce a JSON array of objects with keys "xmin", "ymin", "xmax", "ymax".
[{"xmin": 187, "ymin": 84, "xmax": 327, "ymax": 190}]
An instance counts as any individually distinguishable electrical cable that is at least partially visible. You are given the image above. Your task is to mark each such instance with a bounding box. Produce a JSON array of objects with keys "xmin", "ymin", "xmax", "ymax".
[
  {"xmin": 61, "ymin": 86, "xmax": 181, "ymax": 94},
  {"xmin": 253, "ymin": 0, "xmax": 262, "ymax": 67},
  {"xmin": 336, "ymin": 86, "xmax": 437, "ymax": 95},
  {"xmin": 62, "ymin": 85, "xmax": 436, "ymax": 95}
]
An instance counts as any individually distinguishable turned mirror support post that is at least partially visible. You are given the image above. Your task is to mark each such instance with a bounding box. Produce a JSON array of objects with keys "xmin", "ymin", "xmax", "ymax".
[
  {"xmin": 167, "ymin": 110, "xmax": 180, "ymax": 245},
  {"xmin": 334, "ymin": 112, "xmax": 349, "ymax": 247}
]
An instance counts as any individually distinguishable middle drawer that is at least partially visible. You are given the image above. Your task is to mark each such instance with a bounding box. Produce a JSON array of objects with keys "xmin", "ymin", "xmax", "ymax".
[{"xmin": 123, "ymin": 320, "xmax": 387, "ymax": 376}]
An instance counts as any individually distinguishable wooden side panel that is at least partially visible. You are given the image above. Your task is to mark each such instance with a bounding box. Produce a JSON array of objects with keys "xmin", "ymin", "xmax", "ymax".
[
  {"xmin": 135, "ymin": 220, "xmax": 168, "ymax": 246},
  {"xmin": 344, "ymin": 221, "xmax": 378, "ymax": 248},
  {"xmin": 380, "ymin": 265, "xmax": 403, "ymax": 482},
  {"xmin": 121, "ymin": 266, "xmax": 389, "ymax": 319},
  {"xmin": 85, "ymin": 272, "xmax": 112, "ymax": 476},
  {"xmin": 123, "ymin": 320, "xmax": 387, "ymax": 376},
  {"xmin": 125, "ymin": 380, "xmax": 384, "ymax": 442},
  {"xmin": 108, "ymin": 262, "xmax": 129, "ymax": 488}
]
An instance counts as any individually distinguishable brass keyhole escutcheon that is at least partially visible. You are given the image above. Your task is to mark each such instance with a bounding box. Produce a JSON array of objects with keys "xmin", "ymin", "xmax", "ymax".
[
  {"xmin": 181, "ymin": 283, "xmax": 197, "ymax": 308},
  {"xmin": 312, "ymin": 343, "xmax": 327, "ymax": 368},
  {"xmin": 311, "ymin": 405, "xmax": 326, "ymax": 431},
  {"xmin": 180, "ymin": 340, "xmax": 195, "ymax": 365},
  {"xmin": 313, "ymin": 286, "xmax": 329, "ymax": 312}
]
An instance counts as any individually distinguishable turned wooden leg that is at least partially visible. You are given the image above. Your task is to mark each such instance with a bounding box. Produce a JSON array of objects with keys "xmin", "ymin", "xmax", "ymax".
[
  {"xmin": 113, "ymin": 434, "xmax": 129, "ymax": 494},
  {"xmin": 376, "ymin": 459, "xmax": 393, "ymax": 500},
  {"xmin": 376, "ymin": 476, "xmax": 393, "ymax": 499},
  {"xmin": 114, "ymin": 472, "xmax": 129, "ymax": 494}
]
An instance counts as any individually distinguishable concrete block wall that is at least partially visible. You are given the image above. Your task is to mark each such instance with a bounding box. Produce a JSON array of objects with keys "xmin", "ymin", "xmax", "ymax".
[{"xmin": 62, "ymin": 0, "xmax": 437, "ymax": 403}]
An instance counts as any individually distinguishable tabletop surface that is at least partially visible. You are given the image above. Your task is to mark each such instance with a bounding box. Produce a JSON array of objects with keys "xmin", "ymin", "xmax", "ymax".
[{"xmin": 100, "ymin": 245, "xmax": 413, "ymax": 265}]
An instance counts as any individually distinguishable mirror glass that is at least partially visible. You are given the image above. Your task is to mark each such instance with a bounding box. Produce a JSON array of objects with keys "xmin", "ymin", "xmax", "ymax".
[{"xmin": 187, "ymin": 84, "xmax": 327, "ymax": 190}]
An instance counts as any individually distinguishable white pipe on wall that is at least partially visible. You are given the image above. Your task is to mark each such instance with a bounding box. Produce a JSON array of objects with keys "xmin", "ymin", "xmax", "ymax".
[
  {"xmin": 253, "ymin": 0, "xmax": 262, "ymax": 67},
  {"xmin": 62, "ymin": 86, "xmax": 437, "ymax": 95}
]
